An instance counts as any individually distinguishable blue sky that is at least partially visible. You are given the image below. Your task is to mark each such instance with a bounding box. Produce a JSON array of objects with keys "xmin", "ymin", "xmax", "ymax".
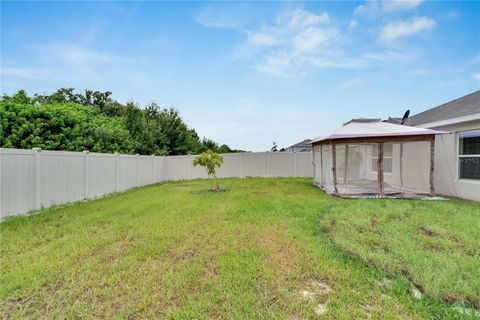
[{"xmin": 1, "ymin": 1, "xmax": 479, "ymax": 151}]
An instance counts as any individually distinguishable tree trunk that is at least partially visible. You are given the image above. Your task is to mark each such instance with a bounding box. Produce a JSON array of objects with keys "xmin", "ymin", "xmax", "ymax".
[
  {"xmin": 205, "ymin": 169, "xmax": 212, "ymax": 191},
  {"xmin": 214, "ymin": 174, "xmax": 221, "ymax": 192}
]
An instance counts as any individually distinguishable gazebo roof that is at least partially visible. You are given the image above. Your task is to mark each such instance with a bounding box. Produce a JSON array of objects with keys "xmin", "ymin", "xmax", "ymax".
[{"xmin": 311, "ymin": 121, "xmax": 445, "ymax": 144}]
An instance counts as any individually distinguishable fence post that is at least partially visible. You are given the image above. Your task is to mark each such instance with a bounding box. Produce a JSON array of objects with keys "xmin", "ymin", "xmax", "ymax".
[
  {"xmin": 266, "ymin": 152, "xmax": 270, "ymax": 177},
  {"xmin": 188, "ymin": 154, "xmax": 192, "ymax": 180},
  {"xmin": 293, "ymin": 152, "xmax": 297, "ymax": 177},
  {"xmin": 33, "ymin": 148, "xmax": 42, "ymax": 210},
  {"xmin": 240, "ymin": 153, "xmax": 244, "ymax": 178},
  {"xmin": 136, "ymin": 154, "xmax": 140, "ymax": 187},
  {"xmin": 83, "ymin": 150, "xmax": 90, "ymax": 199},
  {"xmin": 114, "ymin": 153, "xmax": 119, "ymax": 192},
  {"xmin": 151, "ymin": 155, "xmax": 155, "ymax": 184}
]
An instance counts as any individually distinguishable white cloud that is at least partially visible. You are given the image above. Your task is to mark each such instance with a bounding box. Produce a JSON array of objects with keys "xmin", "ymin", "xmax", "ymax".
[
  {"xmin": 247, "ymin": 32, "xmax": 279, "ymax": 47},
  {"xmin": 473, "ymin": 72, "xmax": 480, "ymax": 81},
  {"xmin": 355, "ymin": 0, "xmax": 424, "ymax": 16},
  {"xmin": 195, "ymin": 5, "xmax": 430, "ymax": 78},
  {"xmin": 1, "ymin": 67, "xmax": 51, "ymax": 80},
  {"xmin": 354, "ymin": 0, "xmax": 378, "ymax": 16},
  {"xmin": 379, "ymin": 17, "xmax": 435, "ymax": 41},
  {"xmin": 362, "ymin": 49, "xmax": 419, "ymax": 63},
  {"xmin": 35, "ymin": 43, "xmax": 123, "ymax": 64},
  {"xmin": 339, "ymin": 77, "xmax": 371, "ymax": 88},
  {"xmin": 194, "ymin": 6, "xmax": 243, "ymax": 29},
  {"xmin": 382, "ymin": 0, "xmax": 423, "ymax": 12},
  {"xmin": 405, "ymin": 68, "xmax": 430, "ymax": 76},
  {"xmin": 292, "ymin": 27, "xmax": 335, "ymax": 53},
  {"xmin": 255, "ymin": 51, "xmax": 292, "ymax": 77},
  {"xmin": 283, "ymin": 9, "xmax": 329, "ymax": 29},
  {"xmin": 232, "ymin": 8, "xmax": 342, "ymax": 77}
]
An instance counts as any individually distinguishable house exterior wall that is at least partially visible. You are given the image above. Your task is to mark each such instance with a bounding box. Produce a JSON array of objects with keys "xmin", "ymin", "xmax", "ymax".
[{"xmin": 426, "ymin": 119, "xmax": 480, "ymax": 201}]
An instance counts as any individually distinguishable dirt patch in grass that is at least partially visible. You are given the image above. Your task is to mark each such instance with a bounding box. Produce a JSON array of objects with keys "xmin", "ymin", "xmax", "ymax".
[{"xmin": 419, "ymin": 226, "xmax": 438, "ymax": 237}]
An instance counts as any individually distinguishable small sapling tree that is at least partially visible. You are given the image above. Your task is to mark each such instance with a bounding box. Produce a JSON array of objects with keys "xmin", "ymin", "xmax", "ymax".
[{"xmin": 193, "ymin": 150, "xmax": 224, "ymax": 192}]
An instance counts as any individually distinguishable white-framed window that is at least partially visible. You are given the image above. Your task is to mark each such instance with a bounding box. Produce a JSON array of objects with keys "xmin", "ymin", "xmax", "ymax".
[
  {"xmin": 458, "ymin": 130, "xmax": 480, "ymax": 180},
  {"xmin": 371, "ymin": 143, "xmax": 393, "ymax": 173}
]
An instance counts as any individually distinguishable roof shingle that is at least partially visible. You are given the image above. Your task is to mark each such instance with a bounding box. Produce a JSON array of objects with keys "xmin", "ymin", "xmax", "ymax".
[{"xmin": 407, "ymin": 91, "xmax": 480, "ymax": 126}]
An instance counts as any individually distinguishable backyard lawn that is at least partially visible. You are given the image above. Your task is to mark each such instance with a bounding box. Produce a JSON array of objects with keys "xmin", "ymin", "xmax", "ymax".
[{"xmin": 1, "ymin": 178, "xmax": 479, "ymax": 319}]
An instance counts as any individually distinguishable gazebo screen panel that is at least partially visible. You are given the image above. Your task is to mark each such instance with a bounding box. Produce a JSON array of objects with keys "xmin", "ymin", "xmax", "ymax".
[
  {"xmin": 314, "ymin": 139, "xmax": 433, "ymax": 196},
  {"xmin": 320, "ymin": 144, "xmax": 334, "ymax": 193},
  {"xmin": 335, "ymin": 143, "xmax": 380, "ymax": 194}
]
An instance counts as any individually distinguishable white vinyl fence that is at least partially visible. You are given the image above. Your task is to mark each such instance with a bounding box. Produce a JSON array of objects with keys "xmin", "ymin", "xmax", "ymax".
[{"xmin": 0, "ymin": 148, "xmax": 313, "ymax": 218}]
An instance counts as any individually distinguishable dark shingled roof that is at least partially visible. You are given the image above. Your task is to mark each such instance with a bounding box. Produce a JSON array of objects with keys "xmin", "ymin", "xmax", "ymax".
[
  {"xmin": 407, "ymin": 90, "xmax": 480, "ymax": 126},
  {"xmin": 287, "ymin": 139, "xmax": 312, "ymax": 148}
]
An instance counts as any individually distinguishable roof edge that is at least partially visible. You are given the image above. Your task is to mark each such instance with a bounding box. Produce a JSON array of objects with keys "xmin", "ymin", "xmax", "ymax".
[{"xmin": 414, "ymin": 113, "xmax": 480, "ymax": 129}]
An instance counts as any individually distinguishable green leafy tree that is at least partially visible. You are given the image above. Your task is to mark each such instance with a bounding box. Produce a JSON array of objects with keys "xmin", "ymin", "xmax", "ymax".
[
  {"xmin": 0, "ymin": 101, "xmax": 134, "ymax": 153},
  {"xmin": 33, "ymin": 88, "xmax": 125, "ymax": 117},
  {"xmin": 1, "ymin": 89, "xmax": 239, "ymax": 156},
  {"xmin": 193, "ymin": 150, "xmax": 224, "ymax": 192},
  {"xmin": 2, "ymin": 90, "xmax": 31, "ymax": 104}
]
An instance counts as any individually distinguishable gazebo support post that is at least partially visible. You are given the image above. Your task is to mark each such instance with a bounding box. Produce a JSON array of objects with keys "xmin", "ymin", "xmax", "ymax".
[
  {"xmin": 320, "ymin": 145, "xmax": 323, "ymax": 186},
  {"xmin": 312, "ymin": 145, "xmax": 316, "ymax": 181},
  {"xmin": 332, "ymin": 143, "xmax": 338, "ymax": 194},
  {"xmin": 377, "ymin": 142, "xmax": 384, "ymax": 195},
  {"xmin": 429, "ymin": 137, "xmax": 435, "ymax": 195},
  {"xmin": 344, "ymin": 144, "xmax": 349, "ymax": 184},
  {"xmin": 399, "ymin": 143, "xmax": 404, "ymax": 190}
]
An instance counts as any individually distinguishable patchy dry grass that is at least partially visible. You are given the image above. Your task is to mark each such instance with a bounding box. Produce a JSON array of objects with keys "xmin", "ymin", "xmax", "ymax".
[
  {"xmin": 320, "ymin": 197, "xmax": 480, "ymax": 309},
  {"xmin": 0, "ymin": 178, "xmax": 478, "ymax": 319}
]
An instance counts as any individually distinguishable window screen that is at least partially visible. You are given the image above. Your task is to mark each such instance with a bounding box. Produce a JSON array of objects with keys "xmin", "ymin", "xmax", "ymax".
[{"xmin": 459, "ymin": 130, "xmax": 480, "ymax": 180}]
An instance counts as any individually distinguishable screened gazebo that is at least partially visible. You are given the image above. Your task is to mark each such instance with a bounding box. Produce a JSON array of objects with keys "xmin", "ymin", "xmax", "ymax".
[{"xmin": 311, "ymin": 121, "xmax": 445, "ymax": 198}]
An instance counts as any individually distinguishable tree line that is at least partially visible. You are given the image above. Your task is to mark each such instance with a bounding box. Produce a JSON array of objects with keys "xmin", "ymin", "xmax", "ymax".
[{"xmin": 0, "ymin": 88, "xmax": 242, "ymax": 155}]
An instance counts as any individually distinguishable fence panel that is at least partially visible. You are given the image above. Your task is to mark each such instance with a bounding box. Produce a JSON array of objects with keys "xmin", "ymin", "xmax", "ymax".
[
  {"xmin": 164, "ymin": 155, "xmax": 190, "ymax": 181},
  {"xmin": 295, "ymin": 152, "xmax": 314, "ymax": 177},
  {"xmin": 153, "ymin": 157, "xmax": 165, "ymax": 183},
  {"xmin": 0, "ymin": 149, "xmax": 36, "ymax": 217},
  {"xmin": 269, "ymin": 152, "xmax": 294, "ymax": 177},
  {"xmin": 217, "ymin": 154, "xmax": 242, "ymax": 178},
  {"xmin": 41, "ymin": 150, "xmax": 85, "ymax": 208},
  {"xmin": 1, "ymin": 148, "xmax": 313, "ymax": 218},
  {"xmin": 118, "ymin": 155, "xmax": 138, "ymax": 191},
  {"xmin": 89, "ymin": 153, "xmax": 116, "ymax": 198},
  {"xmin": 139, "ymin": 156, "xmax": 154, "ymax": 186},
  {"xmin": 244, "ymin": 152, "xmax": 268, "ymax": 177}
]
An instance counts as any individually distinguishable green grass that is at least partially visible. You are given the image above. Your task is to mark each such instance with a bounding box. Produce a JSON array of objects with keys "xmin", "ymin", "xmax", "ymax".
[
  {"xmin": 320, "ymin": 196, "xmax": 480, "ymax": 309},
  {"xmin": 1, "ymin": 178, "xmax": 479, "ymax": 319}
]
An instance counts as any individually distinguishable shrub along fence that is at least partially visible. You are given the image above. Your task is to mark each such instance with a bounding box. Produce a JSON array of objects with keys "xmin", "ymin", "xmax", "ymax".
[{"xmin": 0, "ymin": 148, "xmax": 313, "ymax": 218}]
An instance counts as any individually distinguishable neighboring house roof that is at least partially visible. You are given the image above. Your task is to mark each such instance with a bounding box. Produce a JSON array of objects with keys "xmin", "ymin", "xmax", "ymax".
[
  {"xmin": 286, "ymin": 139, "xmax": 312, "ymax": 149},
  {"xmin": 383, "ymin": 117, "xmax": 403, "ymax": 124},
  {"xmin": 311, "ymin": 121, "xmax": 445, "ymax": 144},
  {"xmin": 343, "ymin": 118, "xmax": 381, "ymax": 125},
  {"xmin": 407, "ymin": 90, "xmax": 480, "ymax": 127}
]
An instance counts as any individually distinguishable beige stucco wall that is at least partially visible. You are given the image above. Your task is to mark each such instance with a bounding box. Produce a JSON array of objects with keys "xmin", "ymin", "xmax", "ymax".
[{"xmin": 425, "ymin": 119, "xmax": 480, "ymax": 201}]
